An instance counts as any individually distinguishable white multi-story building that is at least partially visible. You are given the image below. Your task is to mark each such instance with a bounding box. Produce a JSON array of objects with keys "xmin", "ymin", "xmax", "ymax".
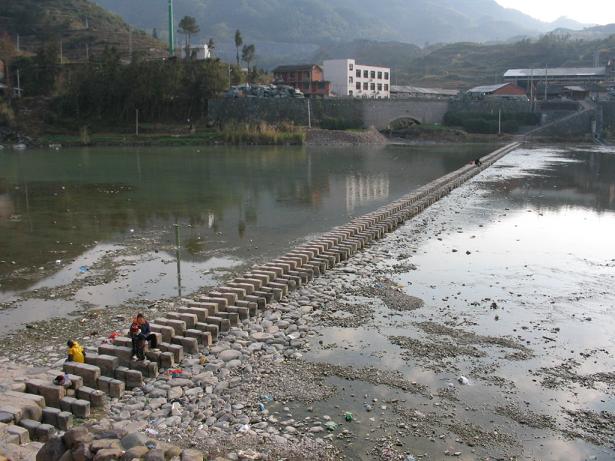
[{"xmin": 323, "ymin": 59, "xmax": 391, "ymax": 98}]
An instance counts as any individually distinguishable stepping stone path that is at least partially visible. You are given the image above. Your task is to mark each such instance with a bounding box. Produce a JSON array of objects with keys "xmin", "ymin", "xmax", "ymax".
[{"xmin": 0, "ymin": 143, "xmax": 519, "ymax": 460}]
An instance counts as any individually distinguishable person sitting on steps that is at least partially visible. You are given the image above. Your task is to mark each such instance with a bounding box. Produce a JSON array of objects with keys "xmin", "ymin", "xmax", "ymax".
[
  {"xmin": 129, "ymin": 313, "xmax": 158, "ymax": 360},
  {"xmin": 66, "ymin": 340, "xmax": 85, "ymax": 363}
]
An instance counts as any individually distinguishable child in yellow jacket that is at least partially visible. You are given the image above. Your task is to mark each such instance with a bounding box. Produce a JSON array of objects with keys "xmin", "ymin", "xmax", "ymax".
[{"xmin": 66, "ymin": 340, "xmax": 85, "ymax": 363}]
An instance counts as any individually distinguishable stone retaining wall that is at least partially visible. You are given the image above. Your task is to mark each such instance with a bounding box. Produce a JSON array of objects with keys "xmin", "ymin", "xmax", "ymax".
[{"xmin": 207, "ymin": 98, "xmax": 449, "ymax": 129}]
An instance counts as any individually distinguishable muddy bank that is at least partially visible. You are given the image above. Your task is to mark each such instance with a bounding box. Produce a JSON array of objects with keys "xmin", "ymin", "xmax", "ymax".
[{"xmin": 306, "ymin": 128, "xmax": 388, "ymax": 146}]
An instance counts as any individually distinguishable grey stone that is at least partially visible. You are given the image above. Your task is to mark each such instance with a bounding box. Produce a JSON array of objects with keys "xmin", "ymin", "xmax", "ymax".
[
  {"xmin": 218, "ymin": 350, "xmax": 241, "ymax": 362},
  {"xmin": 120, "ymin": 431, "xmax": 148, "ymax": 450}
]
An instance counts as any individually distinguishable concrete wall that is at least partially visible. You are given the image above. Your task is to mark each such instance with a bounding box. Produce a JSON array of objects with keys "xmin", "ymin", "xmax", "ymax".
[
  {"xmin": 208, "ymin": 98, "xmax": 449, "ymax": 130},
  {"xmin": 600, "ymin": 101, "xmax": 615, "ymax": 129},
  {"xmin": 526, "ymin": 109, "xmax": 594, "ymax": 139},
  {"xmin": 450, "ymin": 98, "xmax": 531, "ymax": 114}
]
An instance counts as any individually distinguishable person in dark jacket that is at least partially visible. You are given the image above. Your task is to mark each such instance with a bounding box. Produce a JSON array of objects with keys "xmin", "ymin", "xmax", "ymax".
[{"xmin": 129, "ymin": 313, "xmax": 158, "ymax": 360}]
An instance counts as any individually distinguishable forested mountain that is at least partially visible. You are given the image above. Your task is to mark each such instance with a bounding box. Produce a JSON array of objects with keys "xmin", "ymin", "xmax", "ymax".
[
  {"xmin": 93, "ymin": 0, "xmax": 586, "ymax": 46},
  {"xmin": 0, "ymin": 0, "xmax": 164, "ymax": 61}
]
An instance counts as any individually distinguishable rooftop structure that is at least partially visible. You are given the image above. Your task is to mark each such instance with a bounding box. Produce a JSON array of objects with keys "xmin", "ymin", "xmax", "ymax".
[
  {"xmin": 467, "ymin": 82, "xmax": 526, "ymax": 98},
  {"xmin": 391, "ymin": 85, "xmax": 458, "ymax": 99}
]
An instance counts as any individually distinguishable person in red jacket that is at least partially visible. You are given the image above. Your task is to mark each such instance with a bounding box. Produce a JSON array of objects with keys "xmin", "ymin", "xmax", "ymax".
[{"xmin": 129, "ymin": 313, "xmax": 158, "ymax": 360}]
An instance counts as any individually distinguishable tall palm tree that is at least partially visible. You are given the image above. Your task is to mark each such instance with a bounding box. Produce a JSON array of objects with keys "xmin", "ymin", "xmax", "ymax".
[{"xmin": 234, "ymin": 30, "xmax": 243, "ymax": 67}]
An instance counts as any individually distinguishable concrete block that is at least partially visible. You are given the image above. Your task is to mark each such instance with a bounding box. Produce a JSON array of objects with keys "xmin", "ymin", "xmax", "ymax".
[
  {"xmin": 19, "ymin": 419, "xmax": 40, "ymax": 439},
  {"xmin": 167, "ymin": 312, "xmax": 198, "ymax": 329},
  {"xmin": 42, "ymin": 407, "xmax": 61, "ymax": 427},
  {"xmin": 63, "ymin": 362, "xmax": 101, "ymax": 388},
  {"xmin": 226, "ymin": 305, "xmax": 250, "ymax": 321},
  {"xmin": 0, "ymin": 411, "xmax": 14, "ymax": 424},
  {"xmin": 178, "ymin": 307, "xmax": 208, "ymax": 322},
  {"xmin": 158, "ymin": 352, "xmax": 175, "ymax": 369},
  {"xmin": 97, "ymin": 344, "xmax": 133, "ymax": 367},
  {"xmin": 113, "ymin": 367, "xmax": 143, "ymax": 390},
  {"xmin": 57, "ymin": 412, "xmax": 73, "ymax": 431},
  {"xmin": 96, "ymin": 376, "xmax": 111, "ymax": 394},
  {"xmin": 202, "ymin": 316, "xmax": 230, "ymax": 332},
  {"xmin": 86, "ymin": 354, "xmax": 119, "ymax": 377},
  {"xmin": 185, "ymin": 329, "xmax": 212, "ymax": 346},
  {"xmin": 150, "ymin": 324, "xmax": 174, "ymax": 343},
  {"xmin": 59, "ymin": 397, "xmax": 77, "ymax": 413},
  {"xmin": 171, "ymin": 336, "xmax": 198, "ymax": 354},
  {"xmin": 76, "ymin": 387, "xmax": 106, "ymax": 407},
  {"xmin": 7, "ymin": 425, "xmax": 30, "ymax": 444},
  {"xmin": 157, "ymin": 318, "xmax": 186, "ymax": 336},
  {"xmin": 108, "ymin": 380, "xmax": 125, "ymax": 399},
  {"xmin": 129, "ymin": 359, "xmax": 158, "ymax": 379},
  {"xmin": 71, "ymin": 400, "xmax": 90, "ymax": 419},
  {"xmin": 198, "ymin": 296, "xmax": 227, "ymax": 308},
  {"xmin": 215, "ymin": 311, "xmax": 239, "ymax": 326},
  {"xmin": 0, "ymin": 395, "xmax": 42, "ymax": 421},
  {"xmin": 34, "ymin": 423, "xmax": 56, "ymax": 442},
  {"xmin": 4, "ymin": 391, "xmax": 45, "ymax": 408},
  {"xmin": 194, "ymin": 322, "xmax": 218, "ymax": 342},
  {"xmin": 159, "ymin": 343, "xmax": 184, "ymax": 364}
]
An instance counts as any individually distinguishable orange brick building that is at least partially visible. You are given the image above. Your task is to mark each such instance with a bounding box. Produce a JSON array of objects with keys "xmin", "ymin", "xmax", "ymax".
[{"xmin": 272, "ymin": 64, "xmax": 331, "ymax": 97}]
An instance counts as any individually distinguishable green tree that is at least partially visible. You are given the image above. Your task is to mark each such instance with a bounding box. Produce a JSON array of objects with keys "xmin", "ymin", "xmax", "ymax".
[
  {"xmin": 178, "ymin": 16, "xmax": 200, "ymax": 56},
  {"xmin": 234, "ymin": 29, "xmax": 243, "ymax": 67},
  {"xmin": 241, "ymin": 44, "xmax": 255, "ymax": 71}
]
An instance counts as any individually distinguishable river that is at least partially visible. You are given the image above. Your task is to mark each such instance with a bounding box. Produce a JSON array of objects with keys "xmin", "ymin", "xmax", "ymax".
[{"xmin": 0, "ymin": 143, "xmax": 496, "ymax": 333}]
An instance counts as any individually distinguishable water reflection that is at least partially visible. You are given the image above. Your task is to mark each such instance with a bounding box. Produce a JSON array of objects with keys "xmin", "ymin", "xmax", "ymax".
[
  {"xmin": 345, "ymin": 173, "xmax": 390, "ymax": 212},
  {"xmin": 489, "ymin": 147, "xmax": 615, "ymax": 212},
  {"xmin": 0, "ymin": 144, "xmax": 495, "ymax": 293}
]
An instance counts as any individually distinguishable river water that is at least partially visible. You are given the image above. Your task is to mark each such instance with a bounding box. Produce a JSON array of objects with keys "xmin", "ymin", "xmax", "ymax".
[
  {"xmin": 295, "ymin": 144, "xmax": 615, "ymax": 460},
  {"xmin": 0, "ymin": 143, "xmax": 495, "ymax": 333}
]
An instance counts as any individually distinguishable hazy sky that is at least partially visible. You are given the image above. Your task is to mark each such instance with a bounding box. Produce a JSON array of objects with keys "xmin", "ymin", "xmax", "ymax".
[{"xmin": 495, "ymin": 0, "xmax": 615, "ymax": 25}]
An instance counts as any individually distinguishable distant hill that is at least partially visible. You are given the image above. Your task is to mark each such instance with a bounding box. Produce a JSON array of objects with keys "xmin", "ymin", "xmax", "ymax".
[
  {"xmin": 0, "ymin": 0, "xmax": 164, "ymax": 61},
  {"xmin": 395, "ymin": 34, "xmax": 615, "ymax": 88},
  {"xmin": 93, "ymin": 0, "xmax": 585, "ymax": 47}
]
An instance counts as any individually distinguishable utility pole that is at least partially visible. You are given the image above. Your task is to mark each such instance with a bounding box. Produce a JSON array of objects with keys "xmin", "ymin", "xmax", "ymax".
[
  {"xmin": 135, "ymin": 109, "xmax": 139, "ymax": 136},
  {"xmin": 529, "ymin": 68, "xmax": 534, "ymax": 112},
  {"xmin": 174, "ymin": 224, "xmax": 182, "ymax": 298},
  {"xmin": 307, "ymin": 98, "xmax": 312, "ymax": 128},
  {"xmin": 545, "ymin": 64, "xmax": 549, "ymax": 102},
  {"xmin": 498, "ymin": 109, "xmax": 501, "ymax": 135},
  {"xmin": 84, "ymin": 16, "xmax": 89, "ymax": 30},
  {"xmin": 60, "ymin": 40, "xmax": 63, "ymax": 65},
  {"xmin": 85, "ymin": 43, "xmax": 89, "ymax": 61},
  {"xmin": 16, "ymin": 70, "xmax": 21, "ymax": 98},
  {"xmin": 16, "ymin": 34, "xmax": 20, "ymax": 52},
  {"xmin": 168, "ymin": 0, "xmax": 175, "ymax": 57},
  {"xmin": 128, "ymin": 26, "xmax": 133, "ymax": 62}
]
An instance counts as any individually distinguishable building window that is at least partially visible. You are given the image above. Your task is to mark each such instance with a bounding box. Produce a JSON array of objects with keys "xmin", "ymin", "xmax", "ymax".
[
  {"xmin": 384, "ymin": 72, "xmax": 389, "ymax": 80},
  {"xmin": 349, "ymin": 90, "xmax": 354, "ymax": 96},
  {"xmin": 305, "ymin": 71, "xmax": 310, "ymax": 80},
  {"xmin": 371, "ymin": 71, "xmax": 376, "ymax": 78},
  {"xmin": 356, "ymin": 69, "xmax": 361, "ymax": 78},
  {"xmin": 364, "ymin": 70, "xmax": 368, "ymax": 78},
  {"xmin": 363, "ymin": 82, "xmax": 368, "ymax": 90},
  {"xmin": 378, "ymin": 71, "xmax": 382, "ymax": 79},
  {"xmin": 349, "ymin": 63, "xmax": 354, "ymax": 71},
  {"xmin": 349, "ymin": 76, "xmax": 353, "ymax": 84},
  {"xmin": 370, "ymin": 83, "xmax": 375, "ymax": 90},
  {"xmin": 378, "ymin": 83, "xmax": 383, "ymax": 91},
  {"xmin": 356, "ymin": 82, "xmax": 361, "ymax": 90},
  {"xmin": 384, "ymin": 84, "xmax": 389, "ymax": 91}
]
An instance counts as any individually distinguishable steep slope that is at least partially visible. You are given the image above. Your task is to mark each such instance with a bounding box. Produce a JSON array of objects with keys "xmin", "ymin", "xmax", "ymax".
[
  {"xmin": 0, "ymin": 0, "xmax": 164, "ymax": 61},
  {"xmin": 93, "ymin": 0, "xmax": 567, "ymax": 46}
]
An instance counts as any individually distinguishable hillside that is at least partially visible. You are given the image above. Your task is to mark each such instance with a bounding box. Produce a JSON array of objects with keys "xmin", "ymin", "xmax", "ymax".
[
  {"xmin": 397, "ymin": 34, "xmax": 615, "ymax": 87},
  {"xmin": 93, "ymin": 0, "xmax": 583, "ymax": 47},
  {"xmin": 0, "ymin": 0, "xmax": 165, "ymax": 62}
]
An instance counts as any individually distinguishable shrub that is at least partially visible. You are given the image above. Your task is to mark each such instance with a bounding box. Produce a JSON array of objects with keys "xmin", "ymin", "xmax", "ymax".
[{"xmin": 319, "ymin": 117, "xmax": 363, "ymax": 131}]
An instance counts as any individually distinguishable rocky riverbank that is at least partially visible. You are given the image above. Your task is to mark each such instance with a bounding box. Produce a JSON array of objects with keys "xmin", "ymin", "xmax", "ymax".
[{"xmin": 2, "ymin": 144, "xmax": 614, "ymax": 460}]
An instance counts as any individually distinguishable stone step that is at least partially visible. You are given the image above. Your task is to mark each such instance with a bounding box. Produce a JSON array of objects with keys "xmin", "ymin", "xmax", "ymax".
[
  {"xmin": 0, "ymin": 422, "xmax": 30, "ymax": 445},
  {"xmin": 17, "ymin": 419, "xmax": 56, "ymax": 443}
]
